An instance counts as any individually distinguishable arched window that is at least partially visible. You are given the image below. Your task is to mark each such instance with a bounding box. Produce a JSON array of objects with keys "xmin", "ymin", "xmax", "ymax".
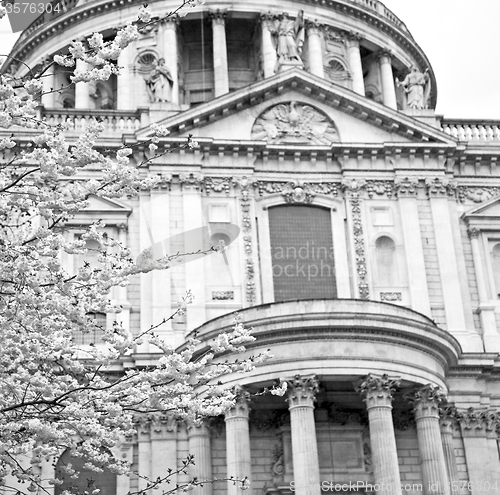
[
  {"xmin": 268, "ymin": 205, "xmax": 336, "ymax": 301},
  {"xmin": 375, "ymin": 235, "xmax": 398, "ymax": 286},
  {"xmin": 55, "ymin": 450, "xmax": 117, "ymax": 495}
]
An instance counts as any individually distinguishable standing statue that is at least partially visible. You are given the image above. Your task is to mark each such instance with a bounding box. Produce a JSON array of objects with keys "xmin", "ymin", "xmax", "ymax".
[
  {"xmin": 144, "ymin": 58, "xmax": 173, "ymax": 103},
  {"xmin": 269, "ymin": 11, "xmax": 305, "ymax": 68},
  {"xmin": 396, "ymin": 66, "xmax": 430, "ymax": 109}
]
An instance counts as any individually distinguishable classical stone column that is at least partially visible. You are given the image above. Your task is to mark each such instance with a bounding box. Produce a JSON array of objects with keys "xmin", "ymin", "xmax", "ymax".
[
  {"xmin": 117, "ymin": 46, "xmax": 132, "ymax": 110},
  {"xmin": 261, "ymin": 13, "xmax": 277, "ymax": 78},
  {"xmin": 378, "ymin": 51, "xmax": 397, "ymax": 110},
  {"xmin": 210, "ymin": 10, "xmax": 229, "ymax": 97},
  {"xmin": 162, "ymin": 16, "xmax": 179, "ymax": 104},
  {"xmin": 346, "ymin": 33, "xmax": 364, "ymax": 95},
  {"xmin": 188, "ymin": 420, "xmax": 213, "ymax": 495},
  {"xmin": 286, "ymin": 375, "xmax": 320, "ymax": 495},
  {"xmin": 151, "ymin": 415, "xmax": 178, "ymax": 489},
  {"xmin": 41, "ymin": 60, "xmax": 56, "ymax": 108},
  {"xmin": 407, "ymin": 385, "xmax": 450, "ymax": 495},
  {"xmin": 357, "ymin": 374, "xmax": 402, "ymax": 495},
  {"xmin": 439, "ymin": 406, "xmax": 460, "ymax": 493},
  {"xmin": 74, "ymin": 58, "xmax": 90, "ymax": 109},
  {"xmin": 225, "ymin": 386, "xmax": 252, "ymax": 495},
  {"xmin": 467, "ymin": 227, "xmax": 498, "ymax": 348},
  {"xmin": 306, "ymin": 21, "xmax": 324, "ymax": 78}
]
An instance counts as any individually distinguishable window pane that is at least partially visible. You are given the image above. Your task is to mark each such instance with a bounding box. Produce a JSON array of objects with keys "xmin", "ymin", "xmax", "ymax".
[{"xmin": 268, "ymin": 205, "xmax": 336, "ymax": 301}]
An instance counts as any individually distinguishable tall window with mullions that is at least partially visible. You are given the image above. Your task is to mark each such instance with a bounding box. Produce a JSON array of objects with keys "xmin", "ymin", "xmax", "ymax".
[{"xmin": 268, "ymin": 205, "xmax": 337, "ymax": 302}]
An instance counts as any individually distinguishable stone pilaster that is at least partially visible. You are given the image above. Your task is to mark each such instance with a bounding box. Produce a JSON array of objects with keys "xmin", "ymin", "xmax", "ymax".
[
  {"xmin": 162, "ymin": 16, "xmax": 179, "ymax": 104},
  {"xmin": 286, "ymin": 375, "xmax": 320, "ymax": 495},
  {"xmin": 151, "ymin": 415, "xmax": 178, "ymax": 489},
  {"xmin": 378, "ymin": 51, "xmax": 397, "ymax": 110},
  {"xmin": 225, "ymin": 386, "xmax": 252, "ymax": 495},
  {"xmin": 210, "ymin": 10, "xmax": 229, "ymax": 97},
  {"xmin": 406, "ymin": 385, "xmax": 450, "ymax": 495},
  {"xmin": 74, "ymin": 58, "xmax": 90, "ymax": 109},
  {"xmin": 439, "ymin": 406, "xmax": 460, "ymax": 493},
  {"xmin": 346, "ymin": 33, "xmax": 364, "ymax": 95},
  {"xmin": 306, "ymin": 21, "xmax": 324, "ymax": 78},
  {"xmin": 357, "ymin": 374, "xmax": 402, "ymax": 495},
  {"xmin": 260, "ymin": 13, "xmax": 277, "ymax": 78},
  {"xmin": 188, "ymin": 420, "xmax": 213, "ymax": 495}
]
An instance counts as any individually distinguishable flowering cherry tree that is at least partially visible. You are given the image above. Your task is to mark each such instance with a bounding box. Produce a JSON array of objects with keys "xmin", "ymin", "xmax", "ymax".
[{"xmin": 0, "ymin": 2, "xmax": 282, "ymax": 494}]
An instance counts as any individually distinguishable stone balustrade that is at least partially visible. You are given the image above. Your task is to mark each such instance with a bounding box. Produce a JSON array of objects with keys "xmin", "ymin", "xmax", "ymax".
[
  {"xmin": 41, "ymin": 108, "xmax": 143, "ymax": 134},
  {"xmin": 441, "ymin": 120, "xmax": 500, "ymax": 142}
]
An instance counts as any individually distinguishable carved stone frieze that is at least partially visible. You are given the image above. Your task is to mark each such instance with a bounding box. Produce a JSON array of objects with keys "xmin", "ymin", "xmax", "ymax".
[
  {"xmin": 251, "ymin": 101, "xmax": 339, "ymax": 145},
  {"xmin": 179, "ymin": 173, "xmax": 203, "ymax": 190},
  {"xmin": 380, "ymin": 291, "xmax": 402, "ymax": 302},
  {"xmin": 253, "ymin": 180, "xmax": 338, "ymax": 199},
  {"xmin": 457, "ymin": 186, "xmax": 500, "ymax": 203},
  {"xmin": 203, "ymin": 176, "xmax": 232, "ymax": 195},
  {"xmin": 282, "ymin": 181, "xmax": 316, "ymax": 203},
  {"xmin": 365, "ymin": 180, "xmax": 396, "ymax": 198},
  {"xmin": 211, "ymin": 290, "xmax": 234, "ymax": 300}
]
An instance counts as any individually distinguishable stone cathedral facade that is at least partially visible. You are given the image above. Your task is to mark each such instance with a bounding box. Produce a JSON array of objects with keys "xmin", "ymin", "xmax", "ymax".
[{"xmin": 3, "ymin": 0, "xmax": 500, "ymax": 494}]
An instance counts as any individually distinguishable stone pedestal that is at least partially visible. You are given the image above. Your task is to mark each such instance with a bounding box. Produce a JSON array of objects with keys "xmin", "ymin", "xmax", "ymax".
[
  {"xmin": 277, "ymin": 60, "xmax": 304, "ymax": 73},
  {"xmin": 407, "ymin": 385, "xmax": 450, "ymax": 495},
  {"xmin": 286, "ymin": 375, "xmax": 320, "ymax": 495},
  {"xmin": 358, "ymin": 374, "xmax": 402, "ymax": 495},
  {"xmin": 225, "ymin": 386, "xmax": 252, "ymax": 495}
]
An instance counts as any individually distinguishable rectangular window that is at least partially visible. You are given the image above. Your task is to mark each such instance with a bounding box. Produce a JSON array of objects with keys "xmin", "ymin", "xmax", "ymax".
[{"xmin": 268, "ymin": 205, "xmax": 336, "ymax": 301}]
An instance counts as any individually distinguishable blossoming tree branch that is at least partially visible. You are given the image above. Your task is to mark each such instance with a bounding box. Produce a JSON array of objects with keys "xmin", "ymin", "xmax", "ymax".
[{"xmin": 0, "ymin": 1, "xmax": 286, "ymax": 493}]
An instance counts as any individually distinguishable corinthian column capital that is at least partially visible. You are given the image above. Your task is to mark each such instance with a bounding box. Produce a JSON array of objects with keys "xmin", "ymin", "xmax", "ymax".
[
  {"xmin": 225, "ymin": 385, "xmax": 251, "ymax": 420},
  {"xmin": 286, "ymin": 375, "xmax": 319, "ymax": 408},
  {"xmin": 357, "ymin": 374, "xmax": 400, "ymax": 409},
  {"xmin": 405, "ymin": 384, "xmax": 447, "ymax": 420}
]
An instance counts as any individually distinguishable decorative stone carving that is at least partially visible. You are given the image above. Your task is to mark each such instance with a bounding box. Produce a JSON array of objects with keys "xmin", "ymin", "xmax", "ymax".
[
  {"xmin": 150, "ymin": 414, "xmax": 178, "ymax": 439},
  {"xmin": 396, "ymin": 66, "xmax": 431, "ymax": 110},
  {"xmin": 357, "ymin": 373, "xmax": 400, "ymax": 408},
  {"xmin": 286, "ymin": 375, "xmax": 319, "ymax": 408},
  {"xmin": 365, "ymin": 180, "xmax": 396, "ymax": 198},
  {"xmin": 253, "ymin": 180, "xmax": 338, "ymax": 198},
  {"xmin": 251, "ymin": 101, "xmax": 339, "ymax": 145},
  {"xmin": 467, "ymin": 227, "xmax": 481, "ymax": 239},
  {"xmin": 457, "ymin": 186, "xmax": 499, "ymax": 203},
  {"xmin": 405, "ymin": 384, "xmax": 447, "ymax": 419},
  {"xmin": 144, "ymin": 58, "xmax": 173, "ymax": 103},
  {"xmin": 395, "ymin": 177, "xmax": 420, "ymax": 197},
  {"xmin": 211, "ymin": 290, "xmax": 234, "ymax": 300},
  {"xmin": 363, "ymin": 442, "xmax": 373, "ymax": 473},
  {"xmin": 267, "ymin": 11, "xmax": 305, "ymax": 71},
  {"xmin": 271, "ymin": 443, "xmax": 285, "ymax": 477},
  {"xmin": 380, "ymin": 291, "xmax": 402, "ymax": 302},
  {"xmin": 425, "ymin": 177, "xmax": 457, "ymax": 198},
  {"xmin": 326, "ymin": 402, "xmax": 366, "ymax": 425},
  {"xmin": 342, "ymin": 178, "xmax": 369, "ymax": 299},
  {"xmin": 456, "ymin": 407, "xmax": 500, "ymax": 435},
  {"xmin": 226, "ymin": 385, "xmax": 251, "ymax": 419},
  {"xmin": 179, "ymin": 173, "xmax": 203, "ymax": 190},
  {"xmin": 203, "ymin": 176, "xmax": 232, "ymax": 195},
  {"xmin": 282, "ymin": 180, "xmax": 316, "ymax": 203}
]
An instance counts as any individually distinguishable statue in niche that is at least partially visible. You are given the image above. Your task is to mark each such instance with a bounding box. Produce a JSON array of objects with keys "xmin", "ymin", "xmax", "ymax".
[
  {"xmin": 144, "ymin": 58, "xmax": 173, "ymax": 103},
  {"xmin": 251, "ymin": 101, "xmax": 339, "ymax": 145},
  {"xmin": 396, "ymin": 65, "xmax": 430, "ymax": 109},
  {"xmin": 268, "ymin": 11, "xmax": 305, "ymax": 68}
]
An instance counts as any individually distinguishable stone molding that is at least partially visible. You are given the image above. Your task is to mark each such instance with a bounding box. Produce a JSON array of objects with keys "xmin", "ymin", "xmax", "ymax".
[
  {"xmin": 286, "ymin": 375, "xmax": 319, "ymax": 408},
  {"xmin": 357, "ymin": 373, "xmax": 400, "ymax": 409}
]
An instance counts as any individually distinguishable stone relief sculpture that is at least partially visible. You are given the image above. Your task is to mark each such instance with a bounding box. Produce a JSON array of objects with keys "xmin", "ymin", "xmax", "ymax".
[
  {"xmin": 268, "ymin": 11, "xmax": 305, "ymax": 70},
  {"xmin": 144, "ymin": 58, "xmax": 173, "ymax": 103},
  {"xmin": 396, "ymin": 66, "xmax": 431, "ymax": 109},
  {"xmin": 251, "ymin": 101, "xmax": 339, "ymax": 144}
]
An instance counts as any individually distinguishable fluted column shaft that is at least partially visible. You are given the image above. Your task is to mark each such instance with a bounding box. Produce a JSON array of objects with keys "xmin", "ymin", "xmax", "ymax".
[
  {"xmin": 409, "ymin": 386, "xmax": 450, "ymax": 495},
  {"xmin": 41, "ymin": 63, "xmax": 55, "ymax": 108},
  {"xmin": 306, "ymin": 24, "xmax": 324, "ymax": 78},
  {"xmin": 74, "ymin": 58, "xmax": 89, "ymax": 109},
  {"xmin": 261, "ymin": 15, "xmax": 277, "ymax": 78},
  {"xmin": 287, "ymin": 376, "xmax": 320, "ymax": 495},
  {"xmin": 346, "ymin": 34, "xmax": 364, "ymax": 95},
  {"xmin": 379, "ymin": 52, "xmax": 397, "ymax": 110},
  {"xmin": 225, "ymin": 388, "xmax": 252, "ymax": 495},
  {"xmin": 188, "ymin": 421, "xmax": 213, "ymax": 495},
  {"xmin": 163, "ymin": 17, "xmax": 179, "ymax": 104},
  {"xmin": 358, "ymin": 375, "xmax": 402, "ymax": 495},
  {"xmin": 439, "ymin": 414, "xmax": 460, "ymax": 493},
  {"xmin": 211, "ymin": 11, "xmax": 229, "ymax": 97}
]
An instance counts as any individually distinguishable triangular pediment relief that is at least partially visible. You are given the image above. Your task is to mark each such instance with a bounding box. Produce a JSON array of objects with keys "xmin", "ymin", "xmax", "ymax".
[
  {"xmin": 137, "ymin": 69, "xmax": 457, "ymax": 147},
  {"xmin": 463, "ymin": 195, "xmax": 500, "ymax": 220},
  {"xmin": 67, "ymin": 196, "xmax": 131, "ymax": 226},
  {"xmin": 85, "ymin": 196, "xmax": 132, "ymax": 213}
]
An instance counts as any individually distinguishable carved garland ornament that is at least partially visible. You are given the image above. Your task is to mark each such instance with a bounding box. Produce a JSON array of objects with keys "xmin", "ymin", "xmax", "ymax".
[{"xmin": 251, "ymin": 101, "xmax": 339, "ymax": 145}]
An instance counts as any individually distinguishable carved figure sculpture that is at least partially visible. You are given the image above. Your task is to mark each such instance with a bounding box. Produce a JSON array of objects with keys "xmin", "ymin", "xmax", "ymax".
[
  {"xmin": 144, "ymin": 58, "xmax": 173, "ymax": 103},
  {"xmin": 269, "ymin": 11, "xmax": 305, "ymax": 66},
  {"xmin": 396, "ymin": 66, "xmax": 430, "ymax": 109}
]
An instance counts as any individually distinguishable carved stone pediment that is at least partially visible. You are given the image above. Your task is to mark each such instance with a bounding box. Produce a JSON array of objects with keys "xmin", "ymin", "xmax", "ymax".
[{"xmin": 251, "ymin": 101, "xmax": 339, "ymax": 145}]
